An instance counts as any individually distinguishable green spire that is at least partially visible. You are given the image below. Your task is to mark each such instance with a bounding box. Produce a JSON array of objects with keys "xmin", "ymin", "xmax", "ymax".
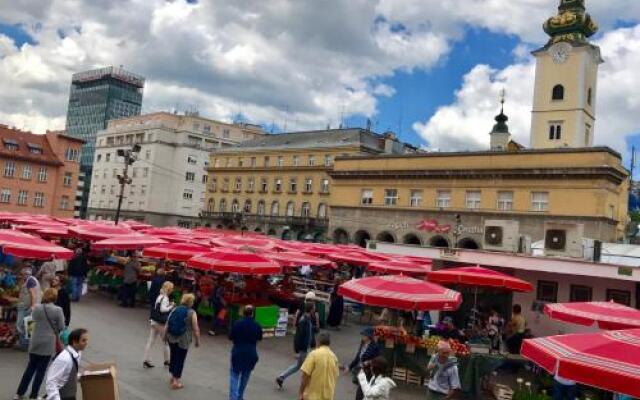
[
  {"xmin": 490, "ymin": 90, "xmax": 509, "ymax": 136},
  {"xmin": 543, "ymin": 0, "xmax": 599, "ymax": 45}
]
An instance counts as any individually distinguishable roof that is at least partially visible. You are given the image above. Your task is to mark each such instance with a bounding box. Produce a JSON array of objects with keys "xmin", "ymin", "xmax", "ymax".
[
  {"xmin": 533, "ymin": 240, "xmax": 640, "ymax": 268},
  {"xmin": 215, "ymin": 128, "xmax": 387, "ymax": 153},
  {"xmin": 0, "ymin": 125, "xmax": 64, "ymax": 166}
]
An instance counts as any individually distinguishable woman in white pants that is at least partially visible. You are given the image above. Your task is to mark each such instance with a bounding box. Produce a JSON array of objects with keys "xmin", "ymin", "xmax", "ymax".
[{"xmin": 143, "ymin": 281, "xmax": 175, "ymax": 368}]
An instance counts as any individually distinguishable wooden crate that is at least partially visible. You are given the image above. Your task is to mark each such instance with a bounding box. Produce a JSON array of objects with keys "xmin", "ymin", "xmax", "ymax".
[
  {"xmin": 262, "ymin": 328, "xmax": 276, "ymax": 338},
  {"xmin": 392, "ymin": 367, "xmax": 407, "ymax": 382},
  {"xmin": 492, "ymin": 384, "xmax": 514, "ymax": 400},
  {"xmin": 406, "ymin": 371, "xmax": 422, "ymax": 386}
]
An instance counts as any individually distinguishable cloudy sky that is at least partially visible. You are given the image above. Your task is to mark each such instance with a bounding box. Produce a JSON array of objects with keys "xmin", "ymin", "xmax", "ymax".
[{"xmin": 1, "ymin": 0, "xmax": 639, "ymax": 167}]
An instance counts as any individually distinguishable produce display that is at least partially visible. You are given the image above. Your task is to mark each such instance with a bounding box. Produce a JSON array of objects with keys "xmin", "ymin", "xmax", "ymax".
[
  {"xmin": 374, "ymin": 325, "xmax": 470, "ymax": 356},
  {"xmin": 0, "ymin": 322, "xmax": 16, "ymax": 347}
]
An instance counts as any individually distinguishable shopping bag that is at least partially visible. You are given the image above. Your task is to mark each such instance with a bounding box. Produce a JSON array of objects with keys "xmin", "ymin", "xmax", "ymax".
[
  {"xmin": 23, "ymin": 315, "xmax": 34, "ymax": 339},
  {"xmin": 59, "ymin": 327, "xmax": 70, "ymax": 346},
  {"xmin": 82, "ymin": 282, "xmax": 88, "ymax": 296}
]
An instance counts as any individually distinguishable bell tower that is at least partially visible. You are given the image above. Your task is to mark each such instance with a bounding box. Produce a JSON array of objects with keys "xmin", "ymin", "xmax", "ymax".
[{"xmin": 530, "ymin": 0, "xmax": 603, "ymax": 149}]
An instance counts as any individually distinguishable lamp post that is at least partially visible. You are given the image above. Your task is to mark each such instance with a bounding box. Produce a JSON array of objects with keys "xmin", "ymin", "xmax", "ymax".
[
  {"xmin": 452, "ymin": 213, "xmax": 462, "ymax": 248},
  {"xmin": 114, "ymin": 144, "xmax": 141, "ymax": 225}
]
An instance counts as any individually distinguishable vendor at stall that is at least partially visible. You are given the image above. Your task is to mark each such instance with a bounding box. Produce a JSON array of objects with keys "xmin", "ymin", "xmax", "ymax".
[
  {"xmin": 426, "ymin": 341, "xmax": 461, "ymax": 400},
  {"xmin": 434, "ymin": 317, "xmax": 464, "ymax": 342},
  {"xmin": 114, "ymin": 251, "xmax": 141, "ymax": 308}
]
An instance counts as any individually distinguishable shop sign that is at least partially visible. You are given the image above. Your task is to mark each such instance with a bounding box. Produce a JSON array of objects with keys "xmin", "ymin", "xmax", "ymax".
[
  {"xmin": 440, "ymin": 248, "xmax": 459, "ymax": 259},
  {"xmin": 618, "ymin": 266, "xmax": 633, "ymax": 277},
  {"xmin": 382, "ymin": 218, "xmax": 483, "ymax": 235}
]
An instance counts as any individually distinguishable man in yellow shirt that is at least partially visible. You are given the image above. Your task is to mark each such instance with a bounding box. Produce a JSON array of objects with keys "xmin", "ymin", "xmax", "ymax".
[{"xmin": 299, "ymin": 332, "xmax": 339, "ymax": 400}]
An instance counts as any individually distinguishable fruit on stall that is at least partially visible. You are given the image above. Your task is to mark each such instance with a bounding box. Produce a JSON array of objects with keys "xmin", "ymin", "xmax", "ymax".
[{"xmin": 0, "ymin": 322, "xmax": 16, "ymax": 347}]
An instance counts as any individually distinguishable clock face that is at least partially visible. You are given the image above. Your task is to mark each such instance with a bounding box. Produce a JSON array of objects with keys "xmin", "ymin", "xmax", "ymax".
[{"xmin": 549, "ymin": 42, "xmax": 572, "ymax": 64}]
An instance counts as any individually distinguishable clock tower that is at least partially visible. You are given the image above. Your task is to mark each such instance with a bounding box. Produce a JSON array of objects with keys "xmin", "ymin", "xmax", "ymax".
[{"xmin": 530, "ymin": 0, "xmax": 603, "ymax": 149}]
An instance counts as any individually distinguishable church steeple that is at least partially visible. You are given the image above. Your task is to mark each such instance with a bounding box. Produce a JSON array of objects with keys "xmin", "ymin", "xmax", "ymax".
[
  {"xmin": 490, "ymin": 90, "xmax": 511, "ymax": 151},
  {"xmin": 543, "ymin": 0, "xmax": 599, "ymax": 47}
]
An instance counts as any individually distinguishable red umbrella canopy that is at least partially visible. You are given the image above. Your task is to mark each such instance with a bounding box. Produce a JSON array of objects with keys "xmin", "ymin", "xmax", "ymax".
[
  {"xmin": 338, "ymin": 275, "xmax": 462, "ymax": 311},
  {"xmin": 140, "ymin": 227, "xmax": 192, "ymax": 236},
  {"xmin": 210, "ymin": 236, "xmax": 277, "ymax": 251},
  {"xmin": 0, "ymin": 229, "xmax": 73, "ymax": 260},
  {"xmin": 544, "ymin": 301, "xmax": 640, "ymax": 330},
  {"xmin": 393, "ymin": 255, "xmax": 433, "ymax": 266},
  {"xmin": 188, "ymin": 251, "xmax": 282, "ymax": 275},
  {"xmin": 91, "ymin": 234, "xmax": 168, "ymax": 250},
  {"xmin": 367, "ymin": 260, "xmax": 431, "ymax": 276},
  {"xmin": 36, "ymin": 227, "xmax": 73, "ymax": 239},
  {"xmin": 14, "ymin": 223, "xmax": 68, "ymax": 233},
  {"xmin": 264, "ymin": 251, "xmax": 335, "ymax": 268},
  {"xmin": 68, "ymin": 224, "xmax": 135, "ymax": 241},
  {"xmin": 326, "ymin": 251, "xmax": 393, "ymax": 267},
  {"xmin": 273, "ymin": 240, "xmax": 313, "ymax": 252},
  {"xmin": 143, "ymin": 243, "xmax": 211, "ymax": 262},
  {"xmin": 522, "ymin": 329, "xmax": 640, "ymax": 398},
  {"xmin": 427, "ymin": 266, "xmax": 533, "ymax": 292},
  {"xmin": 122, "ymin": 220, "xmax": 153, "ymax": 231}
]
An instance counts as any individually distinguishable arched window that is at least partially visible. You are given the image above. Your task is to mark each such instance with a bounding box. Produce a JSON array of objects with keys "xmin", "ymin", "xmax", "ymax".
[
  {"xmin": 271, "ymin": 201, "xmax": 279, "ymax": 216},
  {"xmin": 231, "ymin": 199, "xmax": 239, "ymax": 213},
  {"xmin": 548, "ymin": 124, "xmax": 562, "ymax": 140},
  {"xmin": 257, "ymin": 200, "xmax": 265, "ymax": 216},
  {"xmin": 301, "ymin": 202, "xmax": 311, "ymax": 217},
  {"xmin": 243, "ymin": 199, "xmax": 252, "ymax": 213},
  {"xmin": 207, "ymin": 198, "xmax": 214, "ymax": 212},
  {"xmin": 317, "ymin": 203, "xmax": 327, "ymax": 218},
  {"xmin": 587, "ymin": 88, "xmax": 592, "ymax": 106},
  {"xmin": 286, "ymin": 201, "xmax": 295, "ymax": 217},
  {"xmin": 552, "ymin": 84, "xmax": 564, "ymax": 101},
  {"xmin": 219, "ymin": 199, "xmax": 227, "ymax": 212}
]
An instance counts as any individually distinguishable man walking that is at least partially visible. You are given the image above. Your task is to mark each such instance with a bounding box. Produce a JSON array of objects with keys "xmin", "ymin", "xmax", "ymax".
[
  {"xmin": 229, "ymin": 305, "xmax": 263, "ymax": 400},
  {"xmin": 299, "ymin": 332, "xmax": 339, "ymax": 400},
  {"xmin": 426, "ymin": 341, "xmax": 461, "ymax": 400},
  {"xmin": 118, "ymin": 251, "xmax": 141, "ymax": 308},
  {"xmin": 276, "ymin": 302, "xmax": 316, "ymax": 389},
  {"xmin": 45, "ymin": 328, "xmax": 90, "ymax": 400},
  {"xmin": 67, "ymin": 249, "xmax": 87, "ymax": 302}
]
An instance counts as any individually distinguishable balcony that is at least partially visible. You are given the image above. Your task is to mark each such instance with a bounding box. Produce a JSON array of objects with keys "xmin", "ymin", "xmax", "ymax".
[{"xmin": 200, "ymin": 212, "xmax": 328, "ymax": 228}]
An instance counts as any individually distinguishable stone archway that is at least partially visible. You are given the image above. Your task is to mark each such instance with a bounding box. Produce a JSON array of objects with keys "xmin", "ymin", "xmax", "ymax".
[
  {"xmin": 429, "ymin": 235, "xmax": 450, "ymax": 248},
  {"xmin": 216, "ymin": 224, "xmax": 223, "ymax": 229},
  {"xmin": 241, "ymin": 226, "xmax": 248, "ymax": 231},
  {"xmin": 282, "ymin": 229, "xmax": 293, "ymax": 240},
  {"xmin": 333, "ymin": 228, "xmax": 349, "ymax": 244},
  {"xmin": 457, "ymin": 237, "xmax": 480, "ymax": 249},
  {"xmin": 254, "ymin": 227, "xmax": 262, "ymax": 233},
  {"xmin": 376, "ymin": 231, "xmax": 396, "ymax": 243},
  {"xmin": 267, "ymin": 228, "xmax": 277, "ymax": 236},
  {"xmin": 403, "ymin": 233, "xmax": 422, "ymax": 245},
  {"xmin": 353, "ymin": 230, "xmax": 372, "ymax": 248}
]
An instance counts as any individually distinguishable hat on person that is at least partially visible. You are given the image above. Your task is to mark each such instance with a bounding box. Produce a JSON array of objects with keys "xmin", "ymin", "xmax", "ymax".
[
  {"xmin": 443, "ymin": 316, "xmax": 454, "ymax": 324},
  {"xmin": 305, "ymin": 291, "xmax": 316, "ymax": 300},
  {"xmin": 360, "ymin": 326, "xmax": 375, "ymax": 338},
  {"xmin": 20, "ymin": 267, "xmax": 33, "ymax": 276}
]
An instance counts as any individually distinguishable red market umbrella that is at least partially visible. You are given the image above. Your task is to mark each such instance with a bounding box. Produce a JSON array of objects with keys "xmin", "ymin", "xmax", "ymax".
[
  {"xmin": 36, "ymin": 227, "xmax": 74, "ymax": 239},
  {"xmin": 427, "ymin": 266, "xmax": 533, "ymax": 292},
  {"xmin": 0, "ymin": 229, "xmax": 73, "ymax": 260},
  {"xmin": 367, "ymin": 260, "xmax": 431, "ymax": 276},
  {"xmin": 544, "ymin": 301, "xmax": 640, "ymax": 330},
  {"xmin": 91, "ymin": 234, "xmax": 168, "ymax": 250},
  {"xmin": 265, "ymin": 251, "xmax": 335, "ymax": 268},
  {"xmin": 326, "ymin": 251, "xmax": 393, "ymax": 267},
  {"xmin": 68, "ymin": 224, "xmax": 135, "ymax": 241},
  {"xmin": 521, "ymin": 329, "xmax": 640, "ymax": 398},
  {"xmin": 188, "ymin": 251, "xmax": 282, "ymax": 275},
  {"xmin": 338, "ymin": 275, "xmax": 462, "ymax": 311},
  {"xmin": 122, "ymin": 220, "xmax": 153, "ymax": 231},
  {"xmin": 210, "ymin": 236, "xmax": 277, "ymax": 251},
  {"xmin": 143, "ymin": 243, "xmax": 211, "ymax": 262},
  {"xmin": 393, "ymin": 255, "xmax": 433, "ymax": 266},
  {"xmin": 14, "ymin": 223, "xmax": 68, "ymax": 233},
  {"xmin": 273, "ymin": 241, "xmax": 313, "ymax": 252},
  {"xmin": 140, "ymin": 227, "xmax": 192, "ymax": 236}
]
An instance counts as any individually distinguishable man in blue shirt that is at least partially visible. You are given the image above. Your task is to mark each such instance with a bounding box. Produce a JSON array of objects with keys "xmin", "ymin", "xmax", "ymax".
[{"xmin": 229, "ymin": 305, "xmax": 262, "ymax": 400}]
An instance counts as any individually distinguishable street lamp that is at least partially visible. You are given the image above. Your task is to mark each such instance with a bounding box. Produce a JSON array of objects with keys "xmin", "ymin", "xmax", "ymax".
[
  {"xmin": 114, "ymin": 144, "xmax": 141, "ymax": 225},
  {"xmin": 452, "ymin": 214, "xmax": 462, "ymax": 248}
]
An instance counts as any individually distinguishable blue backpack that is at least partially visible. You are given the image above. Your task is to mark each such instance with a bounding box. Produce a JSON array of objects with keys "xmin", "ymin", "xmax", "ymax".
[{"xmin": 167, "ymin": 306, "xmax": 189, "ymax": 336}]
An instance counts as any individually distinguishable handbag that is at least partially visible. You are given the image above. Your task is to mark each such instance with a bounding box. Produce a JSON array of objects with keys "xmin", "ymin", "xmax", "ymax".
[
  {"xmin": 150, "ymin": 295, "xmax": 170, "ymax": 324},
  {"xmin": 43, "ymin": 305, "xmax": 64, "ymax": 354}
]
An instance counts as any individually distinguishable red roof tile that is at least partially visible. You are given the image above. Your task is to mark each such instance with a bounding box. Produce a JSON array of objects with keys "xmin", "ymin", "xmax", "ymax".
[{"xmin": 0, "ymin": 125, "xmax": 64, "ymax": 166}]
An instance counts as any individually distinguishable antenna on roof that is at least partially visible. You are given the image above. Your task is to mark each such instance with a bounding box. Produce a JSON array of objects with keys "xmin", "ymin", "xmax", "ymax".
[
  {"xmin": 283, "ymin": 104, "xmax": 289, "ymax": 132},
  {"xmin": 366, "ymin": 118, "xmax": 372, "ymax": 132},
  {"xmin": 339, "ymin": 104, "xmax": 345, "ymax": 129}
]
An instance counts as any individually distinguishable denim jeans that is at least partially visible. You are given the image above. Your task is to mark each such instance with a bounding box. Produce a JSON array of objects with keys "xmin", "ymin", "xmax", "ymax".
[
  {"xmin": 278, "ymin": 351, "xmax": 307, "ymax": 381},
  {"xmin": 16, "ymin": 353, "xmax": 51, "ymax": 398},
  {"xmin": 70, "ymin": 276, "xmax": 83, "ymax": 302},
  {"xmin": 553, "ymin": 381, "xmax": 578, "ymax": 400},
  {"xmin": 168, "ymin": 342, "xmax": 188, "ymax": 379},
  {"xmin": 229, "ymin": 368, "xmax": 252, "ymax": 400}
]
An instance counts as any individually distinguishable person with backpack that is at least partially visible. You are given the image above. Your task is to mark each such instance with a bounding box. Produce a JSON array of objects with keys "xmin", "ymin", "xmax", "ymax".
[
  {"xmin": 165, "ymin": 293, "xmax": 200, "ymax": 390},
  {"xmin": 143, "ymin": 281, "xmax": 175, "ymax": 369},
  {"xmin": 426, "ymin": 341, "xmax": 461, "ymax": 400},
  {"xmin": 275, "ymin": 301, "xmax": 316, "ymax": 389},
  {"xmin": 357, "ymin": 356, "xmax": 397, "ymax": 400}
]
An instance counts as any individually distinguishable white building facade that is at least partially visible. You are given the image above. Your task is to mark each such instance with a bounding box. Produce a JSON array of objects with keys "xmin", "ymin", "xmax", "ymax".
[{"xmin": 87, "ymin": 112, "xmax": 264, "ymax": 227}]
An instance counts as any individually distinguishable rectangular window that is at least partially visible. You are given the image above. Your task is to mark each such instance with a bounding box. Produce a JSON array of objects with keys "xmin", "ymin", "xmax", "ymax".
[
  {"xmin": 106, "ymin": 153, "xmax": 111, "ymax": 162},
  {"xmin": 210, "ymin": 179, "xmax": 217, "ymax": 192},
  {"xmin": 0, "ymin": 189, "xmax": 10, "ymax": 203},
  {"xmin": 548, "ymin": 122, "xmax": 563, "ymax": 140},
  {"xmin": 324, "ymin": 155, "xmax": 332, "ymax": 167},
  {"xmin": 17, "ymin": 190, "xmax": 27, "ymax": 205},
  {"xmin": 293, "ymin": 155, "xmax": 300, "ymax": 167},
  {"xmin": 203, "ymin": 125, "xmax": 211, "ymax": 134},
  {"xmin": 145, "ymin": 150, "xmax": 151, "ymax": 160},
  {"xmin": 185, "ymin": 172, "xmax": 195, "ymax": 182},
  {"xmin": 63, "ymin": 172, "xmax": 72, "ymax": 186},
  {"xmin": 308, "ymin": 155, "xmax": 316, "ymax": 166},
  {"xmin": 96, "ymin": 154, "xmax": 102, "ymax": 163},
  {"xmin": 277, "ymin": 156, "xmax": 284, "ymax": 167},
  {"xmin": 238, "ymin": 158, "xmax": 244, "ymax": 167},
  {"xmin": 110, "ymin": 185, "xmax": 115, "ymax": 195},
  {"xmin": 183, "ymin": 190, "xmax": 193, "ymax": 200},
  {"xmin": 497, "ymin": 191, "xmax": 513, "ymax": 211},
  {"xmin": 410, "ymin": 190, "xmax": 422, "ymax": 207},
  {"xmin": 384, "ymin": 189, "xmax": 398, "ymax": 206},
  {"xmin": 305, "ymin": 178, "xmax": 313, "ymax": 193},
  {"xmin": 187, "ymin": 155, "xmax": 197, "ymax": 165},
  {"xmin": 274, "ymin": 178, "xmax": 282, "ymax": 192},
  {"xmin": 606, "ymin": 289, "xmax": 631, "ymax": 306},
  {"xmin": 536, "ymin": 280, "xmax": 558, "ymax": 303},
  {"xmin": 264, "ymin": 156, "xmax": 270, "ymax": 167},
  {"xmin": 101, "ymin": 185, "xmax": 106, "ymax": 194},
  {"xmin": 22, "ymin": 165, "xmax": 32, "ymax": 180},
  {"xmin": 65, "ymin": 148, "xmax": 79, "ymax": 161},
  {"xmin": 260, "ymin": 178, "xmax": 268, "ymax": 192},
  {"xmin": 250, "ymin": 157, "xmax": 256, "ymax": 167},
  {"xmin": 129, "ymin": 185, "xmax": 136, "ymax": 196},
  {"xmin": 436, "ymin": 190, "xmax": 451, "ymax": 208},
  {"xmin": 37, "ymin": 167, "xmax": 47, "ymax": 182},
  {"xmin": 223, "ymin": 129, "xmax": 230, "ymax": 138},
  {"xmin": 112, "ymin": 169, "xmax": 117, "ymax": 178},
  {"xmin": 4, "ymin": 161, "xmax": 15, "ymax": 177},
  {"xmin": 202, "ymin": 175, "xmax": 208, "ymax": 184},
  {"xmin": 33, "ymin": 192, "xmax": 44, "ymax": 208},
  {"xmin": 247, "ymin": 178, "xmax": 255, "ymax": 192},
  {"xmin": 132, "ymin": 168, "xmax": 138, "ymax": 178},
  {"xmin": 143, "ymin": 167, "xmax": 149, "ymax": 178},
  {"xmin": 141, "ymin": 185, "xmax": 147, "ymax": 195},
  {"xmin": 569, "ymin": 285, "xmax": 593, "ymax": 302},
  {"xmin": 531, "ymin": 191, "xmax": 549, "ymax": 212},
  {"xmin": 465, "ymin": 190, "xmax": 481, "ymax": 209},
  {"xmin": 321, "ymin": 179, "xmax": 329, "ymax": 193},
  {"xmin": 222, "ymin": 178, "xmax": 229, "ymax": 192},
  {"xmin": 103, "ymin": 170, "xmax": 107, "ymax": 179},
  {"xmin": 289, "ymin": 178, "xmax": 297, "ymax": 193},
  {"xmin": 361, "ymin": 189, "xmax": 373, "ymax": 205},
  {"xmin": 60, "ymin": 196, "xmax": 69, "ymax": 210},
  {"xmin": 235, "ymin": 177, "xmax": 242, "ymax": 191}
]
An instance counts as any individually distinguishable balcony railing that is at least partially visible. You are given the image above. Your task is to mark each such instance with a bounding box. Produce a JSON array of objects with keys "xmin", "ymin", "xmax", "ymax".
[{"xmin": 200, "ymin": 212, "xmax": 328, "ymax": 227}]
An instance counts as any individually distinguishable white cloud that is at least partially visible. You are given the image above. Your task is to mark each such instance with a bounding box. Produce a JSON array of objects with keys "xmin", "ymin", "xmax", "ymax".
[{"xmin": 415, "ymin": 24, "xmax": 640, "ymax": 155}]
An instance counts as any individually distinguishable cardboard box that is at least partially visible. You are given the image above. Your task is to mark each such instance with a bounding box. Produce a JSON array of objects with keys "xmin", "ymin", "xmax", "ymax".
[{"xmin": 80, "ymin": 363, "xmax": 118, "ymax": 400}]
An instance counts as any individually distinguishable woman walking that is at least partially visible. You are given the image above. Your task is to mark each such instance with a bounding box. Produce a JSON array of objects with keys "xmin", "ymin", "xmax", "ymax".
[
  {"xmin": 52, "ymin": 276, "xmax": 71, "ymax": 327},
  {"xmin": 143, "ymin": 281, "xmax": 175, "ymax": 368},
  {"xmin": 14, "ymin": 288, "xmax": 65, "ymax": 400},
  {"xmin": 357, "ymin": 356, "xmax": 396, "ymax": 400},
  {"xmin": 165, "ymin": 293, "xmax": 200, "ymax": 390},
  {"xmin": 346, "ymin": 327, "xmax": 381, "ymax": 400},
  {"xmin": 326, "ymin": 280, "xmax": 344, "ymax": 330}
]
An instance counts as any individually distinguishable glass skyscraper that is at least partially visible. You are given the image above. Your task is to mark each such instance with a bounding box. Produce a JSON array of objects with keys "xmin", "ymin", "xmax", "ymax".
[{"xmin": 65, "ymin": 66, "xmax": 145, "ymax": 217}]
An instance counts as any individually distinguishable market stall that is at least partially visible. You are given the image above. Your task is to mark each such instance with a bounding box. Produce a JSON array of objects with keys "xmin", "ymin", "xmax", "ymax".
[{"xmin": 543, "ymin": 301, "xmax": 640, "ymax": 330}]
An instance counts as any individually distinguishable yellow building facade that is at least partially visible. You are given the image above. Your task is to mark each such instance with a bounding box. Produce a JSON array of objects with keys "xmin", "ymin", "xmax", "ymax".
[{"xmin": 203, "ymin": 129, "xmax": 411, "ymax": 240}]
